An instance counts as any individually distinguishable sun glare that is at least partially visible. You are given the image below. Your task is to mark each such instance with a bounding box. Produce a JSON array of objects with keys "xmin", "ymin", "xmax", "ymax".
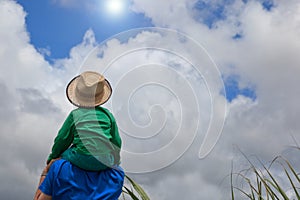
[{"xmin": 106, "ymin": 0, "xmax": 124, "ymax": 14}]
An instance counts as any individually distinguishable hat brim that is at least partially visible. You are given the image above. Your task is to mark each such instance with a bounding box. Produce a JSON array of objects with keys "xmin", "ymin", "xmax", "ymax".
[{"xmin": 66, "ymin": 75, "xmax": 112, "ymax": 108}]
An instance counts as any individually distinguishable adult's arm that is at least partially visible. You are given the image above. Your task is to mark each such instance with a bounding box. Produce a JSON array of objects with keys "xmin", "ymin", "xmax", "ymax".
[
  {"xmin": 35, "ymin": 193, "xmax": 52, "ymax": 200},
  {"xmin": 33, "ymin": 159, "xmax": 60, "ymax": 200}
]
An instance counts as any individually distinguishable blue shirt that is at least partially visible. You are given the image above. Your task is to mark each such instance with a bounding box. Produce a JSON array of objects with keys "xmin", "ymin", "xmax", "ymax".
[{"xmin": 39, "ymin": 159, "xmax": 124, "ymax": 200}]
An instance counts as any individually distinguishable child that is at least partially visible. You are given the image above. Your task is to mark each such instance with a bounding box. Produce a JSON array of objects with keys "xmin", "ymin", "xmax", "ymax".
[{"xmin": 47, "ymin": 71, "xmax": 121, "ymax": 171}]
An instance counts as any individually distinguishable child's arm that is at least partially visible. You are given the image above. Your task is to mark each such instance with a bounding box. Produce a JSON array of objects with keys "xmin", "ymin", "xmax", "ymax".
[{"xmin": 47, "ymin": 112, "xmax": 75, "ymax": 164}]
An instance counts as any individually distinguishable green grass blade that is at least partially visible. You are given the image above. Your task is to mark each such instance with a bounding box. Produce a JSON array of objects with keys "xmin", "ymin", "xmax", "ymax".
[
  {"xmin": 233, "ymin": 186, "xmax": 253, "ymax": 199},
  {"xmin": 231, "ymin": 147, "xmax": 300, "ymax": 200},
  {"xmin": 257, "ymin": 176, "xmax": 263, "ymax": 200},
  {"xmin": 284, "ymin": 159, "xmax": 300, "ymax": 183},
  {"xmin": 263, "ymin": 168, "xmax": 289, "ymax": 200},
  {"xmin": 123, "ymin": 185, "xmax": 140, "ymax": 200},
  {"xmin": 252, "ymin": 168, "xmax": 279, "ymax": 199},
  {"xmin": 125, "ymin": 175, "xmax": 150, "ymax": 200},
  {"xmin": 283, "ymin": 166, "xmax": 300, "ymax": 199},
  {"xmin": 231, "ymin": 172, "xmax": 235, "ymax": 200}
]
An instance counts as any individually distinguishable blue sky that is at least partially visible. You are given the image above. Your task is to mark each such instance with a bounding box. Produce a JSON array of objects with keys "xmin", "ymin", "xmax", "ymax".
[
  {"xmin": 1, "ymin": 0, "xmax": 300, "ymax": 199},
  {"xmin": 17, "ymin": 0, "xmax": 152, "ymax": 60},
  {"xmin": 224, "ymin": 74, "xmax": 256, "ymax": 102}
]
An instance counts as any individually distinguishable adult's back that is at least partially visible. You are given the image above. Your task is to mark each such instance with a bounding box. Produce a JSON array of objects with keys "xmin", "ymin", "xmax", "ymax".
[{"xmin": 35, "ymin": 159, "xmax": 124, "ymax": 200}]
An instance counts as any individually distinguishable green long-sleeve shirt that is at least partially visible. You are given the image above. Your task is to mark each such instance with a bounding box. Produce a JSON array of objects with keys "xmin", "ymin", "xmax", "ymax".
[{"xmin": 47, "ymin": 106, "xmax": 121, "ymax": 164}]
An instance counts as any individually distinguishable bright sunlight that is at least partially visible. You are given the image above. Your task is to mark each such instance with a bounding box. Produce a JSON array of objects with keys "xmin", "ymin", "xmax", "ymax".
[{"xmin": 106, "ymin": 0, "xmax": 124, "ymax": 15}]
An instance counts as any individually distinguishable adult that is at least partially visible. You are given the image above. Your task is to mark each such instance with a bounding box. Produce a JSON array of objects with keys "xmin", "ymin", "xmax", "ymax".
[{"xmin": 34, "ymin": 159, "xmax": 124, "ymax": 200}]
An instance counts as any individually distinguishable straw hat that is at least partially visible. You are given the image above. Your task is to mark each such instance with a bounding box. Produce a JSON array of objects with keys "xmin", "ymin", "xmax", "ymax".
[{"xmin": 66, "ymin": 71, "xmax": 112, "ymax": 108}]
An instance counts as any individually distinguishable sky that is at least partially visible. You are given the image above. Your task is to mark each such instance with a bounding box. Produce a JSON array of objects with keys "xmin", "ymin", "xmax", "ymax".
[{"xmin": 0, "ymin": 0, "xmax": 300, "ymax": 199}]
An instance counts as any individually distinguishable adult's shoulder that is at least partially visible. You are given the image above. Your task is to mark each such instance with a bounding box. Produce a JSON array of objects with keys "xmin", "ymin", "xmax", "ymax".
[{"xmin": 49, "ymin": 159, "xmax": 69, "ymax": 170}]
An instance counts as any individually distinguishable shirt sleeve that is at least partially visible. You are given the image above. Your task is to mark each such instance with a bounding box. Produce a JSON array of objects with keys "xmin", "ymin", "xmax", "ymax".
[
  {"xmin": 100, "ymin": 107, "xmax": 122, "ymax": 149},
  {"xmin": 47, "ymin": 112, "xmax": 75, "ymax": 163}
]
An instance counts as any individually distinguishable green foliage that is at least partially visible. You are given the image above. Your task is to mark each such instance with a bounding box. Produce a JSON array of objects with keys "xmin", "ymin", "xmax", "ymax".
[
  {"xmin": 120, "ymin": 175, "xmax": 151, "ymax": 200},
  {"xmin": 231, "ymin": 150, "xmax": 300, "ymax": 200}
]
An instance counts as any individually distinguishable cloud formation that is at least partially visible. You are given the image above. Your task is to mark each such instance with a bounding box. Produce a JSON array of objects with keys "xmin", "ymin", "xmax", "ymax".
[
  {"xmin": 128, "ymin": 0, "xmax": 300, "ymax": 199},
  {"xmin": 0, "ymin": 1, "xmax": 97, "ymax": 198}
]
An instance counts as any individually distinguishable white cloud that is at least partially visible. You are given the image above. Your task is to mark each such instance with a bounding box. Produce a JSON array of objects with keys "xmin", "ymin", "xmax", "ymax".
[
  {"xmin": 0, "ymin": 1, "xmax": 59, "ymax": 197},
  {"xmin": 0, "ymin": 1, "xmax": 98, "ymax": 198},
  {"xmin": 76, "ymin": 28, "xmax": 222, "ymax": 174},
  {"xmin": 127, "ymin": 0, "xmax": 300, "ymax": 199}
]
